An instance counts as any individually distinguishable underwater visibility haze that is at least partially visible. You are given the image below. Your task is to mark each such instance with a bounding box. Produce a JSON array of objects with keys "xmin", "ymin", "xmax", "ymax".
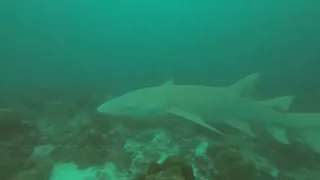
[{"xmin": 1, "ymin": 0, "xmax": 320, "ymax": 180}]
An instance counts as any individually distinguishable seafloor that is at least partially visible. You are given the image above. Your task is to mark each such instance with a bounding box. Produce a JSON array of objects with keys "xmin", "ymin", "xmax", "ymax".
[{"xmin": 1, "ymin": 88, "xmax": 320, "ymax": 180}]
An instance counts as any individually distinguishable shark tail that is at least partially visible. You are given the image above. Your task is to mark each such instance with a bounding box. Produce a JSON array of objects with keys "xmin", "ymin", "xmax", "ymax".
[
  {"xmin": 286, "ymin": 113, "xmax": 320, "ymax": 127},
  {"xmin": 228, "ymin": 73, "xmax": 261, "ymax": 98},
  {"xmin": 257, "ymin": 96, "xmax": 320, "ymax": 153},
  {"xmin": 266, "ymin": 113, "xmax": 320, "ymax": 154},
  {"xmin": 225, "ymin": 95, "xmax": 295, "ymax": 143}
]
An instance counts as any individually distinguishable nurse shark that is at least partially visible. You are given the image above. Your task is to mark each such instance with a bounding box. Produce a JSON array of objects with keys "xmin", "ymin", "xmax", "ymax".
[{"xmin": 97, "ymin": 74, "xmax": 320, "ymax": 153}]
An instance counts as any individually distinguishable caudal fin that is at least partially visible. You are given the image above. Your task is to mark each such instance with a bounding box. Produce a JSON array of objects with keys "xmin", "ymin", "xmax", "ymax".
[{"xmin": 228, "ymin": 73, "xmax": 260, "ymax": 98}]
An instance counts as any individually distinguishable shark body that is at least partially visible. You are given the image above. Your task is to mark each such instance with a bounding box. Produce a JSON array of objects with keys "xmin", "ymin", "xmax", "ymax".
[{"xmin": 97, "ymin": 74, "xmax": 320, "ymax": 153}]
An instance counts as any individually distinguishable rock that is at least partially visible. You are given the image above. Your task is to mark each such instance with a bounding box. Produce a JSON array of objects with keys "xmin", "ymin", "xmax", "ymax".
[
  {"xmin": 0, "ymin": 109, "xmax": 40, "ymax": 179},
  {"xmin": 162, "ymin": 155, "xmax": 195, "ymax": 180},
  {"xmin": 49, "ymin": 124, "xmax": 112, "ymax": 169},
  {"xmin": 12, "ymin": 157, "xmax": 54, "ymax": 180},
  {"xmin": 212, "ymin": 148, "xmax": 256, "ymax": 180}
]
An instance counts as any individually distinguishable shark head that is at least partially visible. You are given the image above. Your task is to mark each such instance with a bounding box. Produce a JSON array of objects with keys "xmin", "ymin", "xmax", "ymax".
[{"xmin": 97, "ymin": 87, "xmax": 168, "ymax": 118}]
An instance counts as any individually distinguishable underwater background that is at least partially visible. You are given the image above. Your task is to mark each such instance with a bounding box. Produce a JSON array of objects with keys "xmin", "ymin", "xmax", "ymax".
[
  {"xmin": 1, "ymin": 0, "xmax": 320, "ymax": 180},
  {"xmin": 1, "ymin": 0, "xmax": 320, "ymax": 110}
]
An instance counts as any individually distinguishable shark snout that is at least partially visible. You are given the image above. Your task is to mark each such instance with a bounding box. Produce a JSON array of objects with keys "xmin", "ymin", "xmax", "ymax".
[
  {"xmin": 97, "ymin": 103, "xmax": 112, "ymax": 114},
  {"xmin": 97, "ymin": 105, "xmax": 105, "ymax": 113},
  {"xmin": 97, "ymin": 100, "xmax": 122, "ymax": 115}
]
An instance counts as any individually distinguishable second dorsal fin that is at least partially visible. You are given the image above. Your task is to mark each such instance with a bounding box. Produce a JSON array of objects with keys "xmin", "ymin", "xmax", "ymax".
[{"xmin": 259, "ymin": 96, "xmax": 294, "ymax": 112}]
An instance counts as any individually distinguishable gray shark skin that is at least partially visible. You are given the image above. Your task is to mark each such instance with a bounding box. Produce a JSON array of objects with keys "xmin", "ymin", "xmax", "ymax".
[{"xmin": 97, "ymin": 74, "xmax": 320, "ymax": 153}]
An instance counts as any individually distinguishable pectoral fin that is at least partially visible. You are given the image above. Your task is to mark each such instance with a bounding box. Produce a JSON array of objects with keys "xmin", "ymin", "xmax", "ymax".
[
  {"xmin": 168, "ymin": 108, "xmax": 225, "ymax": 135},
  {"xmin": 225, "ymin": 119, "xmax": 256, "ymax": 137},
  {"xmin": 265, "ymin": 126, "xmax": 290, "ymax": 144}
]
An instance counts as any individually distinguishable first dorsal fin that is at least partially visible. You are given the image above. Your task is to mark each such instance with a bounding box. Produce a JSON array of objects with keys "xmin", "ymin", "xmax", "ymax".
[
  {"xmin": 259, "ymin": 95, "xmax": 294, "ymax": 112},
  {"xmin": 161, "ymin": 79, "xmax": 174, "ymax": 86},
  {"xmin": 228, "ymin": 73, "xmax": 260, "ymax": 98}
]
